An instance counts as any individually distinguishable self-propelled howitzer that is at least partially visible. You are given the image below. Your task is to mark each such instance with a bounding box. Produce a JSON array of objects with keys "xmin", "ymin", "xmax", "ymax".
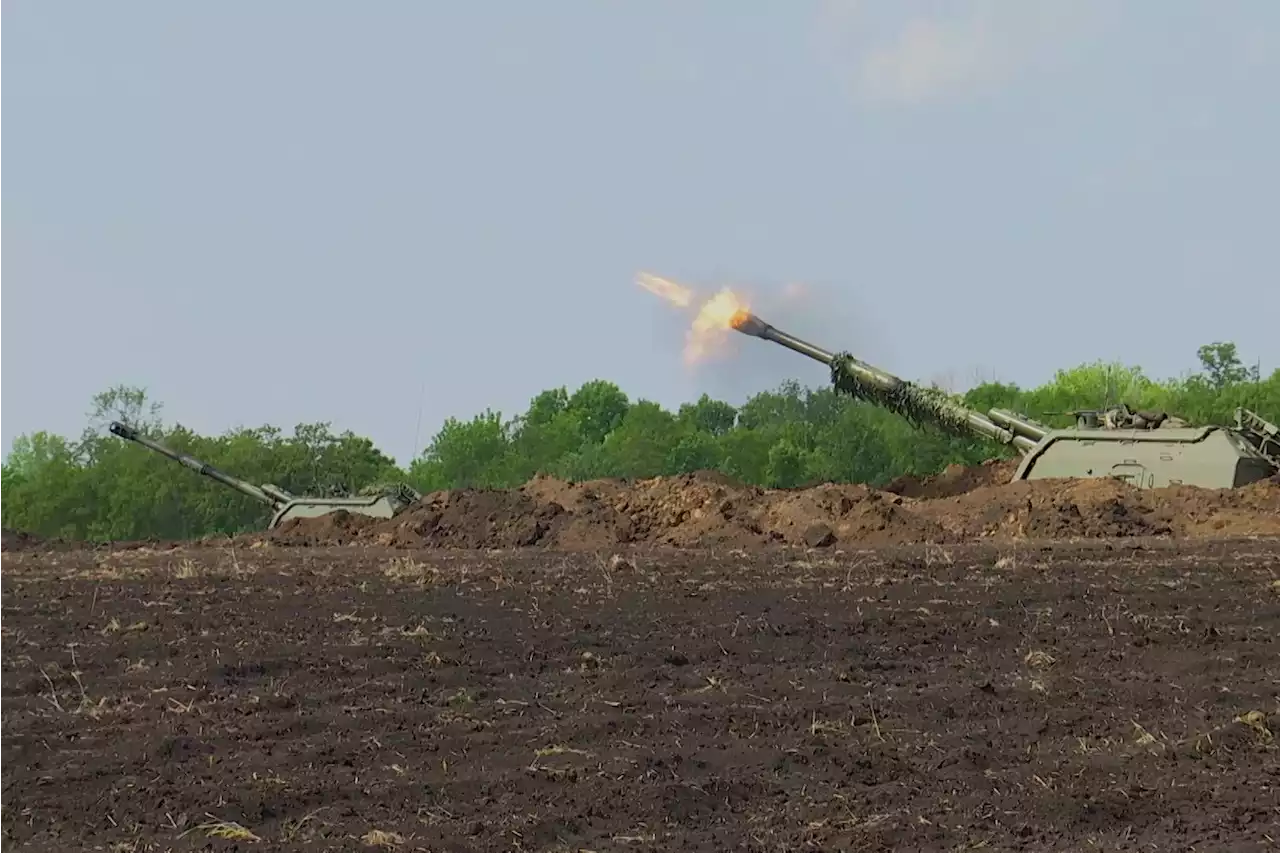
[
  {"xmin": 730, "ymin": 312, "xmax": 1279, "ymax": 489},
  {"xmin": 108, "ymin": 421, "xmax": 421, "ymax": 528}
]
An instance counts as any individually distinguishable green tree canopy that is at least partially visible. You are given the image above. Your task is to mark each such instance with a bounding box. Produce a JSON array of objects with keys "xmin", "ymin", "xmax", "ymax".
[{"xmin": 4, "ymin": 341, "xmax": 1275, "ymax": 542}]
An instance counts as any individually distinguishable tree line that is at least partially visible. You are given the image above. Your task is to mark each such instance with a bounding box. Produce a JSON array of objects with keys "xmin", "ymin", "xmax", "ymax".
[{"xmin": 3, "ymin": 342, "xmax": 1275, "ymax": 542}]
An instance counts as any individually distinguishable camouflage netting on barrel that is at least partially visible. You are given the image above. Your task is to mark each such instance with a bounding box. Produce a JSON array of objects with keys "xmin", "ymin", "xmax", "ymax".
[
  {"xmin": 830, "ymin": 353, "xmax": 975, "ymax": 439},
  {"xmin": 359, "ymin": 482, "xmax": 423, "ymax": 505}
]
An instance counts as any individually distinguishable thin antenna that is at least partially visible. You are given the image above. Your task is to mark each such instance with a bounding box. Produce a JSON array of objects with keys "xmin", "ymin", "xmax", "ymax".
[{"xmin": 411, "ymin": 379, "xmax": 426, "ymax": 462}]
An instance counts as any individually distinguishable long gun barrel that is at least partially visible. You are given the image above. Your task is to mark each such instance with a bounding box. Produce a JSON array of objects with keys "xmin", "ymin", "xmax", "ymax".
[
  {"xmin": 731, "ymin": 312, "xmax": 1044, "ymax": 453},
  {"xmin": 108, "ymin": 421, "xmax": 292, "ymax": 508}
]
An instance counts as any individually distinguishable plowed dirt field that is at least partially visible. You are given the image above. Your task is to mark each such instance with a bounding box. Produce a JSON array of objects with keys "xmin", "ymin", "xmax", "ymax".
[{"xmin": 4, "ymin": 536, "xmax": 1279, "ymax": 851}]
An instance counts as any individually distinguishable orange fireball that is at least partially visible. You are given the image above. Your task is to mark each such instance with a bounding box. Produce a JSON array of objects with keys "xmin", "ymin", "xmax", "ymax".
[{"xmin": 635, "ymin": 272, "xmax": 752, "ymax": 366}]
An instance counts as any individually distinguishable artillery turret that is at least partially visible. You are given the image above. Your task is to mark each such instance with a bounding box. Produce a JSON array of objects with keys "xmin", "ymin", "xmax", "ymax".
[
  {"xmin": 730, "ymin": 311, "xmax": 1279, "ymax": 490},
  {"xmin": 108, "ymin": 421, "xmax": 421, "ymax": 528}
]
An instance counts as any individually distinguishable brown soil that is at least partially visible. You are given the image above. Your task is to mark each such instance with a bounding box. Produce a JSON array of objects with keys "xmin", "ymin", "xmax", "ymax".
[
  {"xmin": 267, "ymin": 468, "xmax": 1280, "ymax": 550},
  {"xmin": 4, "ymin": 539, "xmax": 1278, "ymax": 851},
  {"xmin": 884, "ymin": 457, "xmax": 1021, "ymax": 499},
  {"xmin": 1, "ymin": 529, "xmax": 48, "ymax": 553}
]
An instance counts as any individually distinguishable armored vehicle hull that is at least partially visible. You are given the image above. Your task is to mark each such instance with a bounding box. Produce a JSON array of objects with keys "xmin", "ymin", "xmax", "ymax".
[{"xmin": 1015, "ymin": 426, "xmax": 1274, "ymax": 488}]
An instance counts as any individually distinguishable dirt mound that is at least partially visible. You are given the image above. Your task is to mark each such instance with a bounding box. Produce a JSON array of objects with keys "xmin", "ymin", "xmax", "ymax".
[
  {"xmin": 884, "ymin": 457, "xmax": 1019, "ymax": 499},
  {"xmin": 918, "ymin": 478, "xmax": 1176, "ymax": 540},
  {"xmin": 267, "ymin": 463, "xmax": 1280, "ymax": 551},
  {"xmin": 269, "ymin": 471, "xmax": 766, "ymax": 551},
  {"xmin": 762, "ymin": 483, "xmax": 957, "ymax": 547},
  {"xmin": 273, "ymin": 487, "xmax": 569, "ymax": 549},
  {"xmin": 0, "ymin": 525, "xmax": 40, "ymax": 550}
]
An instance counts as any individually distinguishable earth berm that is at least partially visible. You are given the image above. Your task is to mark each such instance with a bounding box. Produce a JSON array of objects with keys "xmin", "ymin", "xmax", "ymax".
[{"xmin": 264, "ymin": 466, "xmax": 1280, "ymax": 550}]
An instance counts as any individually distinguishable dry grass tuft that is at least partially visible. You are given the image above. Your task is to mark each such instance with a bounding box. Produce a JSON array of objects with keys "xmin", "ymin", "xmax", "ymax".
[
  {"xmin": 1022, "ymin": 649, "xmax": 1057, "ymax": 669},
  {"xmin": 361, "ymin": 828, "xmax": 405, "ymax": 847},
  {"xmin": 534, "ymin": 745, "xmax": 593, "ymax": 758},
  {"xmin": 280, "ymin": 809, "xmax": 326, "ymax": 842},
  {"xmin": 1234, "ymin": 710, "xmax": 1274, "ymax": 742},
  {"xmin": 383, "ymin": 556, "xmax": 442, "ymax": 584},
  {"xmin": 180, "ymin": 817, "xmax": 261, "ymax": 842}
]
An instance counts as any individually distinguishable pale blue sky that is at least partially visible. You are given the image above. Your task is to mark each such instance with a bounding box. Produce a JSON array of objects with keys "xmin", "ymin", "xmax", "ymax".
[{"xmin": 4, "ymin": 1, "xmax": 1277, "ymax": 464}]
